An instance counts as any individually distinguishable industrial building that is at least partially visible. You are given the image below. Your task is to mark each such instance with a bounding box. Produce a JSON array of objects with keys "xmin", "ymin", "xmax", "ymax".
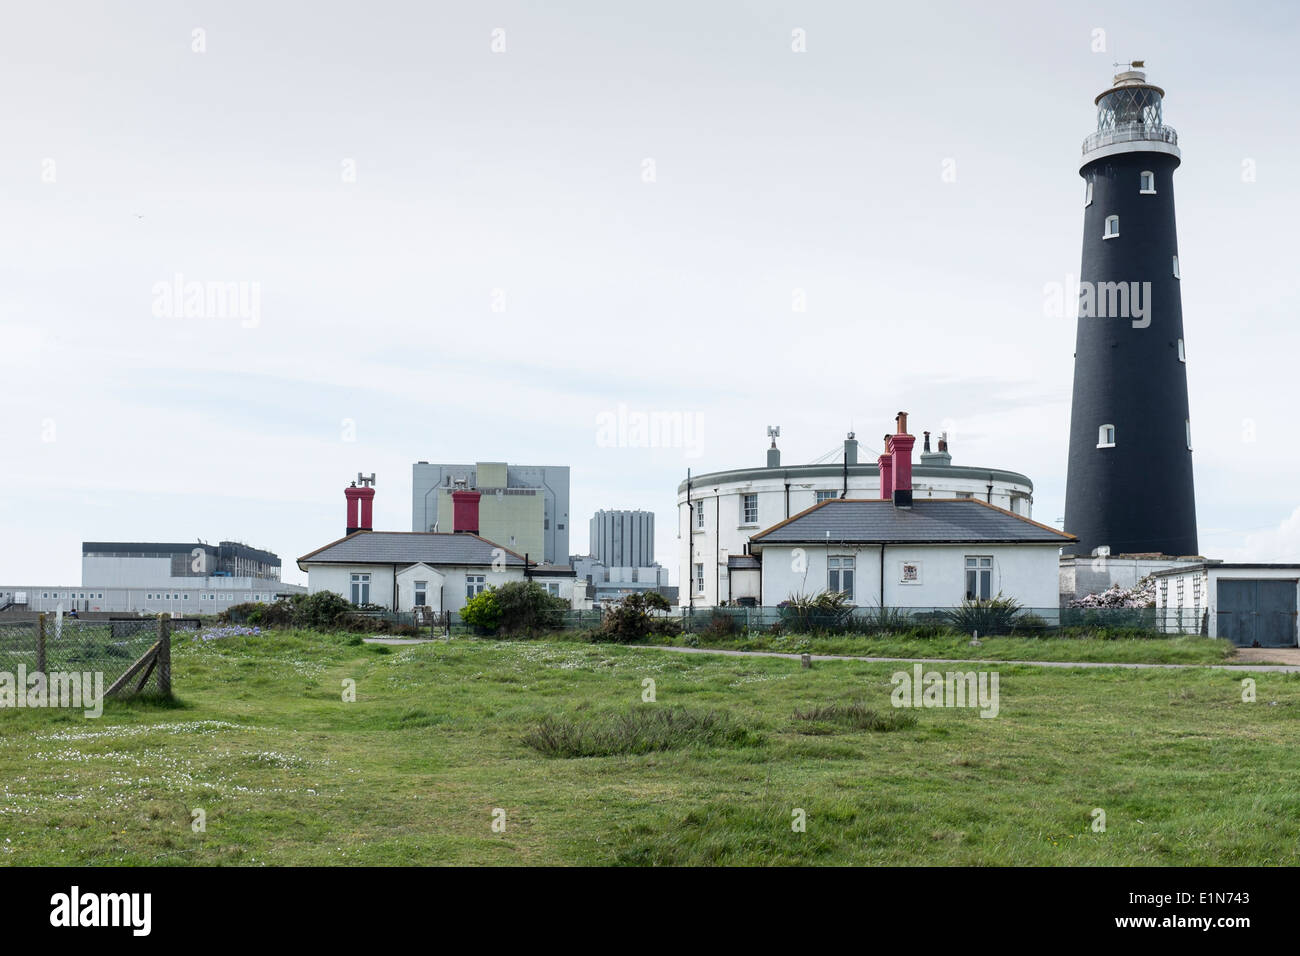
[
  {"xmin": 572, "ymin": 509, "xmax": 673, "ymax": 606},
  {"xmin": 412, "ymin": 461, "xmax": 570, "ymax": 565},
  {"xmin": 677, "ymin": 425, "xmax": 1035, "ymax": 607},
  {"xmin": 0, "ymin": 540, "xmax": 303, "ymax": 615},
  {"xmin": 590, "ymin": 509, "xmax": 656, "ymax": 568}
]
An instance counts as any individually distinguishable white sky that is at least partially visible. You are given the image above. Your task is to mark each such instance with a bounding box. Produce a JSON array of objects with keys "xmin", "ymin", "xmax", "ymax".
[{"xmin": 3, "ymin": 0, "xmax": 1298, "ymax": 586}]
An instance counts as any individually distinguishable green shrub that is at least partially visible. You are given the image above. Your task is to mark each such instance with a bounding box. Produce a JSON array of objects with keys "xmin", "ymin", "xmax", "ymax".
[
  {"xmin": 946, "ymin": 595, "xmax": 1023, "ymax": 635},
  {"xmin": 494, "ymin": 581, "xmax": 570, "ymax": 635},
  {"xmin": 219, "ymin": 592, "xmax": 417, "ymax": 635},
  {"xmin": 460, "ymin": 588, "xmax": 503, "ymax": 633},
  {"xmin": 600, "ymin": 592, "xmax": 674, "ymax": 644},
  {"xmin": 294, "ymin": 591, "xmax": 356, "ymax": 629},
  {"xmin": 778, "ymin": 591, "xmax": 853, "ymax": 632},
  {"xmin": 704, "ymin": 610, "xmax": 738, "ymax": 639},
  {"xmin": 459, "ymin": 582, "xmax": 569, "ymax": 636}
]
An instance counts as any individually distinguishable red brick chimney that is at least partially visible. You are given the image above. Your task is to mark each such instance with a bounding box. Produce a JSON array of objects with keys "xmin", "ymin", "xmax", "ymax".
[
  {"xmin": 877, "ymin": 438, "xmax": 893, "ymax": 502},
  {"xmin": 452, "ymin": 490, "xmax": 481, "ymax": 534},
  {"xmin": 345, "ymin": 475, "xmax": 375, "ymax": 535},
  {"xmin": 889, "ymin": 411, "xmax": 915, "ymax": 508}
]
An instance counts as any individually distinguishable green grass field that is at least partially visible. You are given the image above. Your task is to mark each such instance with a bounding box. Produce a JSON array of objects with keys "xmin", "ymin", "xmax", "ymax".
[
  {"xmin": 1, "ymin": 628, "xmax": 1297, "ymax": 866},
  {"xmin": 652, "ymin": 631, "xmax": 1236, "ymax": 664}
]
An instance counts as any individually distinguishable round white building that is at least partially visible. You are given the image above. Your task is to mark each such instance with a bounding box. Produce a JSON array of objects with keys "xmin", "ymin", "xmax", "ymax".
[{"xmin": 677, "ymin": 430, "xmax": 1035, "ymax": 607}]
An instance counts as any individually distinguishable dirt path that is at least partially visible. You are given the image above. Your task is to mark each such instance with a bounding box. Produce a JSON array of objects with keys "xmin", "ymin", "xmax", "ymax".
[{"xmin": 1231, "ymin": 646, "xmax": 1300, "ymax": 666}]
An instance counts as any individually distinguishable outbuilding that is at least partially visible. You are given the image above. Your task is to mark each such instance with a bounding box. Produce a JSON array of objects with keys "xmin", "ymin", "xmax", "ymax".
[{"xmin": 1151, "ymin": 563, "xmax": 1299, "ymax": 646}]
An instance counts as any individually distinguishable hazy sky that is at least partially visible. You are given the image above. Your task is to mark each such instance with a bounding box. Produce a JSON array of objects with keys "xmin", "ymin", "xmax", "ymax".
[{"xmin": 3, "ymin": 0, "xmax": 1298, "ymax": 586}]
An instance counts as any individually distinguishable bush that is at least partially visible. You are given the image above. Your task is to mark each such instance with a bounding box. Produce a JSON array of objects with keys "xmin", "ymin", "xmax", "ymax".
[
  {"xmin": 946, "ymin": 595, "xmax": 1023, "ymax": 635},
  {"xmin": 494, "ymin": 581, "xmax": 570, "ymax": 635},
  {"xmin": 778, "ymin": 591, "xmax": 853, "ymax": 632},
  {"xmin": 459, "ymin": 582, "xmax": 569, "ymax": 636},
  {"xmin": 294, "ymin": 591, "xmax": 357, "ymax": 629},
  {"xmin": 460, "ymin": 588, "xmax": 503, "ymax": 633},
  {"xmin": 703, "ymin": 610, "xmax": 737, "ymax": 639},
  {"xmin": 219, "ymin": 592, "xmax": 418, "ymax": 636},
  {"xmin": 600, "ymin": 592, "xmax": 674, "ymax": 644}
]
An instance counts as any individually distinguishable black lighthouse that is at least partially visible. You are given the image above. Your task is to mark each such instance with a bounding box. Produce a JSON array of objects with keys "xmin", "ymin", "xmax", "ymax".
[{"xmin": 1064, "ymin": 66, "xmax": 1197, "ymax": 557}]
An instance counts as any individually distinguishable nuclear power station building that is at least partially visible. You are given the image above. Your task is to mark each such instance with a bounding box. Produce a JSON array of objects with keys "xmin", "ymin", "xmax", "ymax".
[{"xmin": 1064, "ymin": 67, "xmax": 1198, "ymax": 559}]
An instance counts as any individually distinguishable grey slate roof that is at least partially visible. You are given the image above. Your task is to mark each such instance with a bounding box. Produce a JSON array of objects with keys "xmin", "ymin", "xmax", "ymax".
[
  {"xmin": 298, "ymin": 532, "xmax": 526, "ymax": 569},
  {"xmin": 531, "ymin": 564, "xmax": 577, "ymax": 577},
  {"xmin": 750, "ymin": 499, "xmax": 1074, "ymax": 546}
]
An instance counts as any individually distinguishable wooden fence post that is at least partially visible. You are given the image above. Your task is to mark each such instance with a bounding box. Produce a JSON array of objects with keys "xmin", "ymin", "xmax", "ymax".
[
  {"xmin": 157, "ymin": 614, "xmax": 172, "ymax": 696},
  {"xmin": 36, "ymin": 613, "xmax": 46, "ymax": 675}
]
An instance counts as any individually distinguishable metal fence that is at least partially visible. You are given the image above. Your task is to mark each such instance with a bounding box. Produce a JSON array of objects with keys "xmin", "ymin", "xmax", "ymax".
[
  {"xmin": 0, "ymin": 614, "xmax": 179, "ymax": 700},
  {"xmin": 673, "ymin": 605, "xmax": 1205, "ymax": 637}
]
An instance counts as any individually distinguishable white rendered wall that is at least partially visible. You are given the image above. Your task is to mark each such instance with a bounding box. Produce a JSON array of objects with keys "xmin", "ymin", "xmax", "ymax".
[{"xmin": 758, "ymin": 543, "xmax": 1060, "ymax": 610}]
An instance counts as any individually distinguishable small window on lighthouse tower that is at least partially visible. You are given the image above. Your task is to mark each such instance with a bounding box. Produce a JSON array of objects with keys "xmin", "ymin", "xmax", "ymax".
[
  {"xmin": 1104, "ymin": 215, "xmax": 1119, "ymax": 239},
  {"xmin": 1140, "ymin": 170, "xmax": 1156, "ymax": 194},
  {"xmin": 1085, "ymin": 181, "xmax": 1093, "ymax": 206},
  {"xmin": 1186, "ymin": 420, "xmax": 1193, "ymax": 451},
  {"xmin": 1097, "ymin": 424, "xmax": 1116, "ymax": 448},
  {"xmin": 1178, "ymin": 338, "xmax": 1186, "ymax": 362},
  {"xmin": 1172, "ymin": 255, "xmax": 1180, "ymax": 278}
]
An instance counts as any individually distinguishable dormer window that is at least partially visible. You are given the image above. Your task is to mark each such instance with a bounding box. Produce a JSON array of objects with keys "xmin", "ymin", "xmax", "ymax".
[
  {"xmin": 1097, "ymin": 424, "xmax": 1116, "ymax": 448},
  {"xmin": 1104, "ymin": 215, "xmax": 1119, "ymax": 239},
  {"xmin": 1140, "ymin": 170, "xmax": 1156, "ymax": 194}
]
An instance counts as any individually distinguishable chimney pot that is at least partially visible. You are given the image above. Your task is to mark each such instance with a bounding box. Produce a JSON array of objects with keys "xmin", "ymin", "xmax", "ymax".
[{"xmin": 889, "ymin": 414, "xmax": 915, "ymax": 507}]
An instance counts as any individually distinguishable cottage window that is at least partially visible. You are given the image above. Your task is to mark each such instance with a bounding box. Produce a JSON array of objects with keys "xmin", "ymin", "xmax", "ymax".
[
  {"xmin": 965, "ymin": 556, "xmax": 993, "ymax": 601},
  {"xmin": 828, "ymin": 556, "xmax": 855, "ymax": 602}
]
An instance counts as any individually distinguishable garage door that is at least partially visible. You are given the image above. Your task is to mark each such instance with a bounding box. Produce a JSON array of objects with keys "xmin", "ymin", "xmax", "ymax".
[{"xmin": 1216, "ymin": 579, "xmax": 1298, "ymax": 647}]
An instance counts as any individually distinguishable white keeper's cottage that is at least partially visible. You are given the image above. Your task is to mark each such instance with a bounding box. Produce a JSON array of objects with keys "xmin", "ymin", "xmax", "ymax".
[
  {"xmin": 297, "ymin": 477, "xmax": 580, "ymax": 614},
  {"xmin": 729, "ymin": 413, "xmax": 1076, "ymax": 612}
]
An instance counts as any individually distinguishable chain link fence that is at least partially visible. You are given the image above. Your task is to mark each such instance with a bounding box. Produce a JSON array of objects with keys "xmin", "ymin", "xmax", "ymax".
[{"xmin": 0, "ymin": 615, "xmax": 183, "ymax": 699}]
